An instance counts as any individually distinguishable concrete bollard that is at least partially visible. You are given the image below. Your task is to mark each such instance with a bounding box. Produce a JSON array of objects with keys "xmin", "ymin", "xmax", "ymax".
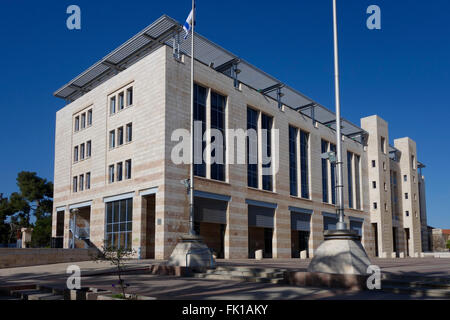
[
  {"xmin": 420, "ymin": 252, "xmax": 425, "ymax": 258},
  {"xmin": 255, "ymin": 250, "xmax": 263, "ymax": 260},
  {"xmin": 391, "ymin": 252, "xmax": 397, "ymax": 259},
  {"xmin": 414, "ymin": 252, "xmax": 419, "ymax": 258},
  {"xmin": 380, "ymin": 252, "xmax": 388, "ymax": 258},
  {"xmin": 300, "ymin": 250, "xmax": 308, "ymax": 259},
  {"xmin": 399, "ymin": 252, "xmax": 405, "ymax": 258}
]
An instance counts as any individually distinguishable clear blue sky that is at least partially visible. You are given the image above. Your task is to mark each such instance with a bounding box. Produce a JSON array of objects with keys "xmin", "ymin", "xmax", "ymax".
[{"xmin": 0, "ymin": 0, "xmax": 448, "ymax": 228}]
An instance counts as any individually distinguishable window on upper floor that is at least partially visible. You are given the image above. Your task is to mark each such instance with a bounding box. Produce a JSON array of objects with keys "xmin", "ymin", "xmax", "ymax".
[
  {"xmin": 381, "ymin": 137, "xmax": 386, "ymax": 154},
  {"xmin": 210, "ymin": 91, "xmax": 226, "ymax": 182},
  {"xmin": 373, "ymin": 202, "xmax": 378, "ymax": 210},
  {"xmin": 81, "ymin": 113, "xmax": 86, "ymax": 130},
  {"xmin": 125, "ymin": 160, "xmax": 132, "ymax": 180},
  {"xmin": 109, "ymin": 165, "xmax": 115, "ymax": 183},
  {"xmin": 74, "ymin": 146, "xmax": 79, "ymax": 163},
  {"xmin": 127, "ymin": 87, "xmax": 133, "ymax": 106},
  {"xmin": 87, "ymin": 110, "xmax": 93, "ymax": 126},
  {"xmin": 110, "ymin": 97, "xmax": 116, "ymax": 115},
  {"xmin": 404, "ymin": 175, "xmax": 408, "ymax": 182},
  {"xmin": 73, "ymin": 176, "xmax": 78, "ymax": 193},
  {"xmin": 109, "ymin": 130, "xmax": 116, "ymax": 149},
  {"xmin": 372, "ymin": 181, "xmax": 377, "ymax": 189},
  {"xmin": 79, "ymin": 174, "xmax": 84, "ymax": 192},
  {"xmin": 86, "ymin": 172, "xmax": 91, "ymax": 190},
  {"xmin": 372, "ymin": 160, "xmax": 376, "ymax": 168},
  {"xmin": 86, "ymin": 141, "xmax": 92, "ymax": 158},
  {"xmin": 119, "ymin": 92, "xmax": 125, "ymax": 110},
  {"xmin": 74, "ymin": 116, "xmax": 80, "ymax": 132},
  {"xmin": 405, "ymin": 193, "xmax": 409, "ymax": 200},
  {"xmin": 117, "ymin": 127, "xmax": 124, "ymax": 146},
  {"xmin": 117, "ymin": 162, "xmax": 123, "ymax": 182},
  {"xmin": 80, "ymin": 143, "xmax": 85, "ymax": 160},
  {"xmin": 126, "ymin": 123, "xmax": 132, "ymax": 143}
]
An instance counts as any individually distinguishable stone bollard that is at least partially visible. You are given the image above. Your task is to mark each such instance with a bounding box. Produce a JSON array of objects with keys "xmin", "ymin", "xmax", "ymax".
[
  {"xmin": 420, "ymin": 252, "xmax": 425, "ymax": 258},
  {"xmin": 255, "ymin": 250, "xmax": 263, "ymax": 260},
  {"xmin": 391, "ymin": 252, "xmax": 397, "ymax": 259},
  {"xmin": 414, "ymin": 252, "xmax": 419, "ymax": 258},
  {"xmin": 399, "ymin": 252, "xmax": 405, "ymax": 258},
  {"xmin": 380, "ymin": 252, "xmax": 388, "ymax": 258},
  {"xmin": 300, "ymin": 250, "xmax": 308, "ymax": 259}
]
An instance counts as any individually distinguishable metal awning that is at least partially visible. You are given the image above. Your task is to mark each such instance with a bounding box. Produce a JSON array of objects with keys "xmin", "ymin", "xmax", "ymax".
[{"xmin": 54, "ymin": 15, "xmax": 367, "ymax": 144}]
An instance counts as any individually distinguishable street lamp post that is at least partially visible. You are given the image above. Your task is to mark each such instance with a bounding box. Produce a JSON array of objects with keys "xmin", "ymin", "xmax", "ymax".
[{"xmin": 332, "ymin": 0, "xmax": 347, "ymax": 231}]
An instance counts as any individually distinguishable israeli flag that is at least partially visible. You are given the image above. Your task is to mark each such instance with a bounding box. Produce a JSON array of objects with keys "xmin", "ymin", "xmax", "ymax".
[{"xmin": 183, "ymin": 9, "xmax": 194, "ymax": 39}]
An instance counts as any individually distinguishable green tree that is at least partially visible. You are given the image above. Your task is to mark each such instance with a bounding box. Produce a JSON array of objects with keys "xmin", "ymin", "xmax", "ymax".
[
  {"xmin": 5, "ymin": 172, "xmax": 53, "ymax": 248},
  {"xmin": 447, "ymin": 240, "xmax": 450, "ymax": 251},
  {"xmin": 0, "ymin": 194, "xmax": 12, "ymax": 244}
]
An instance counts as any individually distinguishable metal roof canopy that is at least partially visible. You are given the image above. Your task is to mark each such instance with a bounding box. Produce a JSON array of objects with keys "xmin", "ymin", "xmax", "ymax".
[{"xmin": 54, "ymin": 15, "xmax": 367, "ymax": 144}]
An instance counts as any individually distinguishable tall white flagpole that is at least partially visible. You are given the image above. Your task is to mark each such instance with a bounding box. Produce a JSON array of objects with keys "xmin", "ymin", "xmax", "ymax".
[
  {"xmin": 189, "ymin": 0, "xmax": 196, "ymax": 236},
  {"xmin": 332, "ymin": 0, "xmax": 347, "ymax": 230}
]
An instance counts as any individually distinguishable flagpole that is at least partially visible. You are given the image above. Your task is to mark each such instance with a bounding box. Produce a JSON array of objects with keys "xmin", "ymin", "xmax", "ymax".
[
  {"xmin": 189, "ymin": 0, "xmax": 196, "ymax": 236},
  {"xmin": 332, "ymin": 0, "xmax": 347, "ymax": 231}
]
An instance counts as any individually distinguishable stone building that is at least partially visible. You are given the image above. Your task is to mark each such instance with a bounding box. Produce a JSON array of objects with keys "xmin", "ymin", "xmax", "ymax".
[{"xmin": 51, "ymin": 15, "xmax": 428, "ymax": 259}]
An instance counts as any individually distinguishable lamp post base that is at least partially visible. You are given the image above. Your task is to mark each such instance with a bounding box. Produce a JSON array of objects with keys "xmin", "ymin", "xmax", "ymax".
[
  {"xmin": 307, "ymin": 230, "xmax": 371, "ymax": 275},
  {"xmin": 167, "ymin": 234, "xmax": 214, "ymax": 268}
]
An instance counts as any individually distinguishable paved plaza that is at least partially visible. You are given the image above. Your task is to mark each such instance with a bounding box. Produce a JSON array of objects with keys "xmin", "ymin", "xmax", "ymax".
[{"xmin": 0, "ymin": 258, "xmax": 449, "ymax": 300}]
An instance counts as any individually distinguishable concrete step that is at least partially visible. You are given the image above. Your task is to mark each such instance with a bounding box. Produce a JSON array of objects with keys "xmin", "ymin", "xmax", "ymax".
[
  {"xmin": 193, "ymin": 273, "xmax": 286, "ymax": 284},
  {"xmin": 28, "ymin": 293, "xmax": 64, "ymax": 301},
  {"xmin": 214, "ymin": 266, "xmax": 286, "ymax": 273},
  {"xmin": 206, "ymin": 269, "xmax": 285, "ymax": 278},
  {"xmin": 10, "ymin": 289, "xmax": 43, "ymax": 300},
  {"xmin": 382, "ymin": 279, "xmax": 450, "ymax": 290},
  {"xmin": 381, "ymin": 284, "xmax": 450, "ymax": 299}
]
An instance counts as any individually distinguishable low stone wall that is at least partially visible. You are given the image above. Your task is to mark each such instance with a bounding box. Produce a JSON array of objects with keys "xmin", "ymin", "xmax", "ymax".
[
  {"xmin": 286, "ymin": 271, "xmax": 369, "ymax": 291},
  {"xmin": 0, "ymin": 249, "xmax": 98, "ymax": 269}
]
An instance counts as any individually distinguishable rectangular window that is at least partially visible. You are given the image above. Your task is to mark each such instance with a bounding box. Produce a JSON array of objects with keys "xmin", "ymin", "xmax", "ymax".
[
  {"xmin": 80, "ymin": 143, "xmax": 85, "ymax": 160},
  {"xmin": 127, "ymin": 87, "xmax": 133, "ymax": 106},
  {"xmin": 355, "ymin": 155, "xmax": 361, "ymax": 210},
  {"xmin": 109, "ymin": 130, "xmax": 116, "ymax": 149},
  {"xmin": 86, "ymin": 172, "xmax": 91, "ymax": 190},
  {"xmin": 119, "ymin": 92, "xmax": 125, "ymax": 110},
  {"xmin": 73, "ymin": 177, "xmax": 78, "ymax": 193},
  {"xmin": 105, "ymin": 198, "xmax": 133, "ymax": 251},
  {"xmin": 321, "ymin": 140, "xmax": 329, "ymax": 203},
  {"xmin": 412, "ymin": 155, "xmax": 416, "ymax": 170},
  {"xmin": 79, "ymin": 175, "xmax": 84, "ymax": 191},
  {"xmin": 373, "ymin": 181, "xmax": 377, "ymax": 189},
  {"xmin": 347, "ymin": 151, "xmax": 354, "ymax": 209},
  {"xmin": 110, "ymin": 97, "xmax": 116, "ymax": 115},
  {"xmin": 81, "ymin": 113, "xmax": 86, "ymax": 129},
  {"xmin": 117, "ymin": 162, "xmax": 123, "ymax": 182},
  {"xmin": 404, "ymin": 175, "xmax": 407, "ymax": 182},
  {"xmin": 289, "ymin": 126, "xmax": 298, "ymax": 197},
  {"xmin": 381, "ymin": 137, "xmax": 386, "ymax": 154},
  {"xmin": 210, "ymin": 91, "xmax": 227, "ymax": 182},
  {"xmin": 75, "ymin": 116, "xmax": 80, "ymax": 132},
  {"xmin": 384, "ymin": 182, "xmax": 387, "ymax": 191},
  {"xmin": 87, "ymin": 110, "xmax": 92, "ymax": 126},
  {"xmin": 373, "ymin": 202, "xmax": 378, "ymax": 210},
  {"xmin": 261, "ymin": 113, "xmax": 273, "ymax": 191},
  {"xmin": 86, "ymin": 141, "xmax": 92, "ymax": 158},
  {"xmin": 247, "ymin": 107, "xmax": 259, "ymax": 188},
  {"xmin": 118, "ymin": 127, "xmax": 124, "ymax": 146},
  {"xmin": 125, "ymin": 160, "xmax": 132, "ymax": 180},
  {"xmin": 109, "ymin": 165, "xmax": 115, "ymax": 183},
  {"xmin": 194, "ymin": 84, "xmax": 207, "ymax": 177},
  {"xmin": 406, "ymin": 211, "xmax": 410, "ymax": 217},
  {"xmin": 372, "ymin": 160, "xmax": 376, "ymax": 168},
  {"xmin": 126, "ymin": 123, "xmax": 132, "ymax": 143},
  {"xmin": 74, "ymin": 146, "xmax": 79, "ymax": 163},
  {"xmin": 405, "ymin": 193, "xmax": 409, "ymax": 200},
  {"xmin": 300, "ymin": 130, "xmax": 310, "ymax": 199},
  {"xmin": 330, "ymin": 143, "xmax": 337, "ymax": 205}
]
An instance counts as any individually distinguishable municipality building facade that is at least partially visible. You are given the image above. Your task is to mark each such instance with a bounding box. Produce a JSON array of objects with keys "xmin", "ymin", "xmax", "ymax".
[{"xmin": 51, "ymin": 15, "xmax": 429, "ymax": 260}]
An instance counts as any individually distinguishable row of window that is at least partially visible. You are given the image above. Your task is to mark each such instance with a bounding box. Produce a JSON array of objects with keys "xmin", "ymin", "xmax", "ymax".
[
  {"xmin": 108, "ymin": 160, "xmax": 132, "ymax": 183},
  {"xmin": 193, "ymin": 84, "xmax": 227, "ymax": 182},
  {"xmin": 74, "ymin": 109, "xmax": 93, "ymax": 132},
  {"xmin": 105, "ymin": 199, "xmax": 133, "ymax": 251},
  {"xmin": 73, "ymin": 172, "xmax": 91, "ymax": 193},
  {"xmin": 110, "ymin": 86, "xmax": 133, "ymax": 115},
  {"xmin": 289, "ymin": 126, "xmax": 310, "ymax": 199},
  {"xmin": 109, "ymin": 123, "xmax": 133, "ymax": 149},
  {"xmin": 74, "ymin": 141, "xmax": 92, "ymax": 163}
]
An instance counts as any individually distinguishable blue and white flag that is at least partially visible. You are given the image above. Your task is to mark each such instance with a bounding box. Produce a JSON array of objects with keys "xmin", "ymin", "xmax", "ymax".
[{"xmin": 183, "ymin": 9, "xmax": 194, "ymax": 39}]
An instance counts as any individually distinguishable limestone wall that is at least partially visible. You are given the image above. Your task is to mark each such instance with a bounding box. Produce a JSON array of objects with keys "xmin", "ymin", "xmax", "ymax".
[{"xmin": 0, "ymin": 249, "xmax": 97, "ymax": 269}]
